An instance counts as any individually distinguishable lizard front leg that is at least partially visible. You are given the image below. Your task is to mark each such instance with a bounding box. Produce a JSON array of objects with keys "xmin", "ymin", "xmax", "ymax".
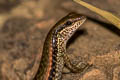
[{"xmin": 63, "ymin": 53, "xmax": 92, "ymax": 73}]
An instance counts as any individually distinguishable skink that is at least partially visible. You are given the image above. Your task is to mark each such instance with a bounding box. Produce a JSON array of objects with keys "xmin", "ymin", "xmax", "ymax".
[{"xmin": 34, "ymin": 12, "xmax": 92, "ymax": 80}]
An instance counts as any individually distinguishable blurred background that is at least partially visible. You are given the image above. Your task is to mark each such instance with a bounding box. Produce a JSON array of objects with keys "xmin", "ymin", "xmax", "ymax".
[{"xmin": 0, "ymin": 0, "xmax": 120, "ymax": 80}]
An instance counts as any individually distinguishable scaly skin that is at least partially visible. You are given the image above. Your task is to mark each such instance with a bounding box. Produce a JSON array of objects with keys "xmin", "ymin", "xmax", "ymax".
[{"xmin": 34, "ymin": 12, "xmax": 92, "ymax": 80}]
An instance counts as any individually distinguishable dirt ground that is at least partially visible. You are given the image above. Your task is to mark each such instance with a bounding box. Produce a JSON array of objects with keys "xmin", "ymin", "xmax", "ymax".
[{"xmin": 0, "ymin": 0, "xmax": 120, "ymax": 80}]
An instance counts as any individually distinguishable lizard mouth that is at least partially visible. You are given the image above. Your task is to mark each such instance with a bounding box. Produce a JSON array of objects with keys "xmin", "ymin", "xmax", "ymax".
[{"xmin": 74, "ymin": 16, "xmax": 86, "ymax": 30}]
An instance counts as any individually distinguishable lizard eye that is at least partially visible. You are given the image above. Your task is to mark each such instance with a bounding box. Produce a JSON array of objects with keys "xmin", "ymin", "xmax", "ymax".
[{"xmin": 65, "ymin": 21, "xmax": 72, "ymax": 25}]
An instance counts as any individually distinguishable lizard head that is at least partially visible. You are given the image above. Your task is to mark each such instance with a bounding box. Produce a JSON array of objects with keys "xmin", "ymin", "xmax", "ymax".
[{"xmin": 53, "ymin": 12, "xmax": 86, "ymax": 42}]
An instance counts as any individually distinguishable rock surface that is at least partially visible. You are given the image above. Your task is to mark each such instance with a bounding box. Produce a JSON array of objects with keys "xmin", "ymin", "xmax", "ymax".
[{"xmin": 0, "ymin": 0, "xmax": 119, "ymax": 80}]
